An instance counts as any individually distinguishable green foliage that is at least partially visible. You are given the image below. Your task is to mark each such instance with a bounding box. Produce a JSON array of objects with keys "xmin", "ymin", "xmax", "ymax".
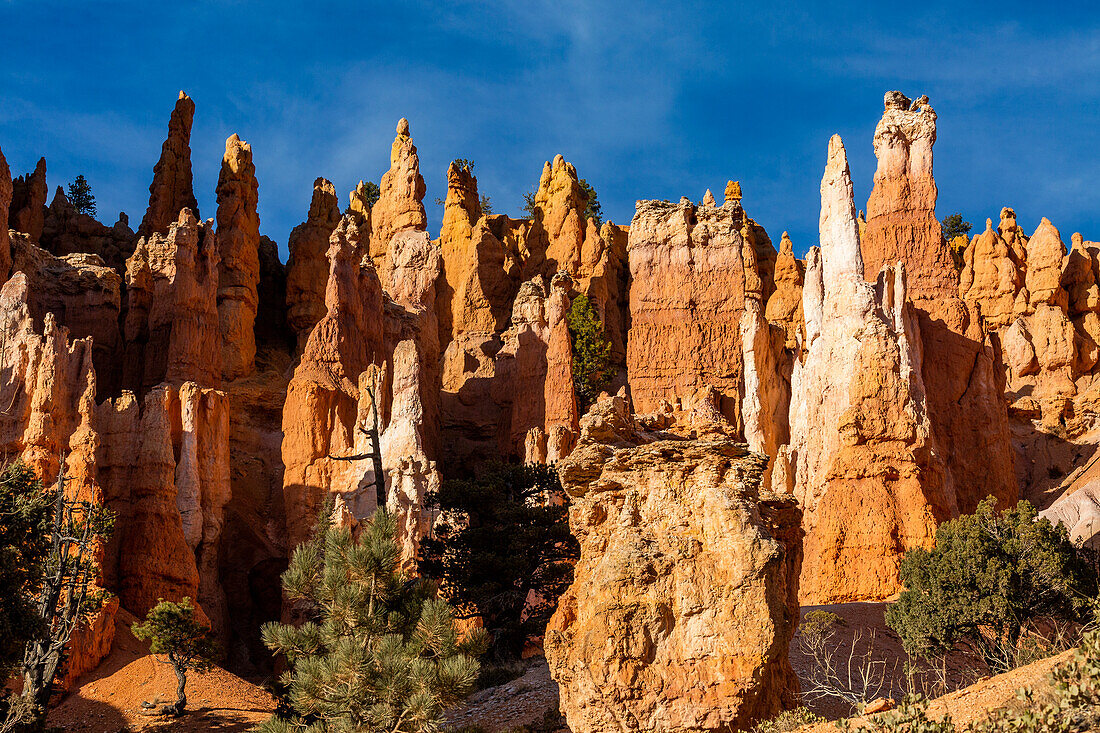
[
  {"xmin": 751, "ymin": 707, "xmax": 824, "ymax": 733},
  {"xmin": 0, "ymin": 463, "xmax": 53, "ymax": 681},
  {"xmin": 480, "ymin": 195, "xmax": 493, "ymax": 215},
  {"xmin": 131, "ymin": 597, "xmax": 218, "ymax": 715},
  {"xmin": 566, "ymin": 293, "xmax": 615, "ymax": 413},
  {"xmin": 942, "ymin": 213, "xmax": 972, "ymax": 241},
  {"xmin": 419, "ymin": 463, "xmax": 577, "ymax": 663},
  {"xmin": 454, "ymin": 158, "xmax": 476, "ymax": 174},
  {"xmin": 361, "ymin": 180, "xmax": 381, "ymax": 209},
  {"xmin": 67, "ymin": 175, "xmax": 96, "ymax": 217},
  {"xmin": 7, "ymin": 467, "xmax": 115, "ymax": 730},
  {"xmin": 578, "ymin": 178, "xmax": 602, "ymax": 226},
  {"xmin": 260, "ymin": 506, "xmax": 487, "ymax": 733},
  {"xmin": 885, "ymin": 498, "xmax": 1097, "ymax": 674},
  {"xmin": 520, "ymin": 189, "xmax": 537, "ymax": 219}
]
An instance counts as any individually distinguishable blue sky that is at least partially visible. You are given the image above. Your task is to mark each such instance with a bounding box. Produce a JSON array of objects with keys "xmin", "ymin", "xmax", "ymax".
[{"xmin": 1, "ymin": 1, "xmax": 1097, "ymax": 258}]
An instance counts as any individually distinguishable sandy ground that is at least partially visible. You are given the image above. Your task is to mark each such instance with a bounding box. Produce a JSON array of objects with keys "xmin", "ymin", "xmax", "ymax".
[{"xmin": 48, "ymin": 609, "xmax": 276, "ymax": 732}]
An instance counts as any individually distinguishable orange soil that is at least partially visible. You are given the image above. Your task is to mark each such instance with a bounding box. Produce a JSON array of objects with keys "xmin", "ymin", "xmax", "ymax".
[{"xmin": 48, "ymin": 609, "xmax": 275, "ymax": 732}]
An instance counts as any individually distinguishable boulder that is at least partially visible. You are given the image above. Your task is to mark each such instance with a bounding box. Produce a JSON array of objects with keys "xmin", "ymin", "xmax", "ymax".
[{"xmin": 546, "ymin": 394, "xmax": 802, "ymax": 733}]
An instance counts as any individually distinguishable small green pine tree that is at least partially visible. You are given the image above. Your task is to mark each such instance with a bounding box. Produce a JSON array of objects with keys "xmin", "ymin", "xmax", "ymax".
[
  {"xmin": 941, "ymin": 212, "xmax": 971, "ymax": 241},
  {"xmin": 520, "ymin": 189, "xmax": 537, "ymax": 219},
  {"xmin": 579, "ymin": 178, "xmax": 602, "ymax": 226},
  {"xmin": 67, "ymin": 175, "xmax": 97, "ymax": 217},
  {"xmin": 567, "ymin": 293, "xmax": 615, "ymax": 413},
  {"xmin": 259, "ymin": 506, "xmax": 487, "ymax": 733},
  {"xmin": 362, "ymin": 180, "xmax": 381, "ymax": 209},
  {"xmin": 131, "ymin": 597, "xmax": 218, "ymax": 716},
  {"xmin": 480, "ymin": 194, "xmax": 493, "ymax": 215}
]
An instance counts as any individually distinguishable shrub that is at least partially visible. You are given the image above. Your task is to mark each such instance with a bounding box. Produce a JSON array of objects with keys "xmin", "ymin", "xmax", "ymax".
[
  {"xmin": 419, "ymin": 462, "xmax": 577, "ymax": 663},
  {"xmin": 260, "ymin": 506, "xmax": 487, "ymax": 733},
  {"xmin": 885, "ymin": 498, "xmax": 1097, "ymax": 674},
  {"xmin": 751, "ymin": 706, "xmax": 824, "ymax": 733}
]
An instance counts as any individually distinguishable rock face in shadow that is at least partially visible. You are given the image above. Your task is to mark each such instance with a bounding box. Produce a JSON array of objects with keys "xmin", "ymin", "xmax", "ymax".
[
  {"xmin": 9, "ymin": 156, "xmax": 47, "ymax": 241},
  {"xmin": 546, "ymin": 393, "xmax": 802, "ymax": 733},
  {"xmin": 286, "ymin": 177, "xmax": 341, "ymax": 348},
  {"xmin": 40, "ymin": 188, "xmax": 136, "ymax": 272},
  {"xmin": 0, "ymin": 144, "xmax": 12, "ymax": 281}
]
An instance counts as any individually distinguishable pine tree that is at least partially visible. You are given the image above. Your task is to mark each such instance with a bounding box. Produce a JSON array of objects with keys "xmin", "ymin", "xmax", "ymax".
[
  {"xmin": 578, "ymin": 178, "xmax": 602, "ymax": 226},
  {"xmin": 566, "ymin": 293, "xmax": 615, "ymax": 413},
  {"xmin": 419, "ymin": 462, "xmax": 578, "ymax": 662},
  {"xmin": 131, "ymin": 597, "xmax": 218, "ymax": 717},
  {"xmin": 0, "ymin": 463, "xmax": 53, "ymax": 727},
  {"xmin": 259, "ymin": 506, "xmax": 487, "ymax": 733},
  {"xmin": 7, "ymin": 465, "xmax": 114, "ymax": 731},
  {"xmin": 67, "ymin": 175, "xmax": 96, "ymax": 217}
]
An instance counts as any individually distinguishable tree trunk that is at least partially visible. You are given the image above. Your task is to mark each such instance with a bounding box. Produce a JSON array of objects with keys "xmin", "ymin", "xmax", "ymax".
[{"xmin": 171, "ymin": 666, "xmax": 187, "ymax": 716}]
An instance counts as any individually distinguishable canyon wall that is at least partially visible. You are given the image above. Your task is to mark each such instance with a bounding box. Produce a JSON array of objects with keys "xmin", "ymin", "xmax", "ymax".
[{"xmin": 3, "ymin": 86, "xmax": 1096, "ymax": 703}]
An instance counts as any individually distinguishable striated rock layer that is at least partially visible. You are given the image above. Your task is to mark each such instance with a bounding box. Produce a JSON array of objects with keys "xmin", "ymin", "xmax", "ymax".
[{"xmin": 546, "ymin": 393, "xmax": 802, "ymax": 733}]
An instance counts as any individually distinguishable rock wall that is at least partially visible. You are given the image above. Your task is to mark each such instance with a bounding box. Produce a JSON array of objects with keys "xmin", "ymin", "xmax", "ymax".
[
  {"xmin": 626, "ymin": 197, "xmax": 773, "ymax": 429},
  {"xmin": 546, "ymin": 393, "xmax": 802, "ymax": 733}
]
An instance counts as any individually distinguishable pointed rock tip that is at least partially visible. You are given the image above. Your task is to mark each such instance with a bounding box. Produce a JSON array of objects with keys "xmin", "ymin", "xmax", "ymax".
[
  {"xmin": 553, "ymin": 153, "xmax": 564, "ymax": 169},
  {"xmin": 396, "ymin": 118, "xmax": 410, "ymax": 136},
  {"xmin": 986, "ymin": 218, "xmax": 994, "ymax": 230}
]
